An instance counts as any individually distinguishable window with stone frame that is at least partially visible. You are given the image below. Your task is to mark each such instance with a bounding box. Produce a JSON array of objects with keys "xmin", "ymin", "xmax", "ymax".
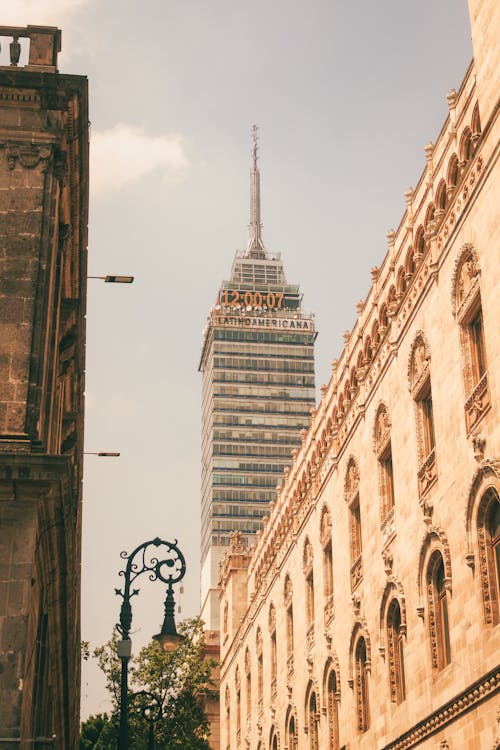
[
  {"xmin": 32, "ymin": 609, "xmax": 50, "ymax": 735},
  {"xmin": 286, "ymin": 711, "xmax": 298, "ymax": 750},
  {"xmin": 307, "ymin": 686, "xmax": 319, "ymax": 750},
  {"xmin": 284, "ymin": 575, "xmax": 294, "ymax": 677},
  {"xmin": 321, "ymin": 507, "xmax": 335, "ymax": 626},
  {"xmin": 244, "ymin": 648, "xmax": 252, "ymax": 729},
  {"xmin": 345, "ymin": 458, "xmax": 363, "ymax": 590},
  {"xmin": 225, "ymin": 685, "xmax": 231, "ymax": 750},
  {"xmin": 386, "ymin": 599, "xmax": 405, "ymax": 704},
  {"xmin": 223, "ymin": 600, "xmax": 229, "ymax": 642},
  {"xmin": 374, "ymin": 404, "xmax": 396, "ymax": 543},
  {"xmin": 354, "ymin": 636, "xmax": 370, "ymax": 732},
  {"xmin": 235, "ymin": 667, "xmax": 241, "ymax": 745},
  {"xmin": 427, "ymin": 551, "xmax": 451, "ymax": 671},
  {"xmin": 256, "ymin": 627, "xmax": 263, "ymax": 715},
  {"xmin": 451, "ymin": 245, "xmax": 490, "ymax": 435},
  {"xmin": 304, "ymin": 538, "xmax": 315, "ymax": 649},
  {"xmin": 326, "ymin": 669, "xmax": 340, "ymax": 749},
  {"xmin": 269, "ymin": 603, "xmax": 277, "ymax": 704},
  {"xmin": 477, "ymin": 487, "xmax": 500, "ymax": 625},
  {"xmin": 409, "ymin": 334, "xmax": 437, "ymax": 499},
  {"xmin": 270, "ymin": 730, "xmax": 278, "ymax": 750}
]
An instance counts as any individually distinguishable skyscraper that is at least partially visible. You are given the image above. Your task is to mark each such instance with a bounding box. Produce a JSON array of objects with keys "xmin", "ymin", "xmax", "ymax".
[{"xmin": 199, "ymin": 129, "xmax": 316, "ymax": 628}]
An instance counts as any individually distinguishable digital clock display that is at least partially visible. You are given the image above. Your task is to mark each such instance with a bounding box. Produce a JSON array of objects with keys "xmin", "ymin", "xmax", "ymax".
[{"xmin": 217, "ymin": 289, "xmax": 287, "ymax": 310}]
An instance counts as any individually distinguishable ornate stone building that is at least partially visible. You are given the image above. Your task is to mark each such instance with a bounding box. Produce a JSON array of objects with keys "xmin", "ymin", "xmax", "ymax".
[
  {"xmin": 219, "ymin": 1, "xmax": 500, "ymax": 748},
  {"xmin": 0, "ymin": 27, "xmax": 88, "ymax": 749}
]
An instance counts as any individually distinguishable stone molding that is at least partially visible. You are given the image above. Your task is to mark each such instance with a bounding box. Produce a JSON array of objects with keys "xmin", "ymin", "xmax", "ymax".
[{"xmin": 381, "ymin": 666, "xmax": 500, "ymax": 749}]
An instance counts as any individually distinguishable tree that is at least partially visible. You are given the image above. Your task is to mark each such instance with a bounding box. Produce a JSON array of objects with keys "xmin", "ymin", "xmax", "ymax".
[
  {"xmin": 79, "ymin": 713, "xmax": 118, "ymax": 749},
  {"xmin": 80, "ymin": 618, "xmax": 216, "ymax": 750}
]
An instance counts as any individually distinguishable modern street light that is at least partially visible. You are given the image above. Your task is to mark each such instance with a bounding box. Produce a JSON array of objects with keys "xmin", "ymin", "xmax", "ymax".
[
  {"xmin": 88, "ymin": 275, "xmax": 134, "ymax": 283},
  {"xmin": 84, "ymin": 451, "xmax": 121, "ymax": 457},
  {"xmin": 115, "ymin": 537, "xmax": 186, "ymax": 750}
]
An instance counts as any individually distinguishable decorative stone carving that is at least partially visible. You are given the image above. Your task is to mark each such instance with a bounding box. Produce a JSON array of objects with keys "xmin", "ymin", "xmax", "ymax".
[
  {"xmin": 351, "ymin": 593, "xmax": 361, "ymax": 616},
  {"xmin": 320, "ymin": 506, "xmax": 332, "ymax": 545},
  {"xmin": 268, "ymin": 604, "xmax": 276, "ymax": 632},
  {"xmin": 345, "ymin": 457, "xmax": 360, "ymax": 500},
  {"xmin": 1, "ymin": 142, "xmax": 51, "ymax": 171},
  {"xmin": 472, "ymin": 433, "xmax": 486, "ymax": 461},
  {"xmin": 382, "ymin": 548, "xmax": 393, "ymax": 576},
  {"xmin": 229, "ymin": 530, "xmax": 247, "ymax": 554},
  {"xmin": 374, "ymin": 403, "xmax": 391, "ymax": 454},
  {"xmin": 407, "ymin": 331, "xmax": 431, "ymax": 393},
  {"xmin": 303, "ymin": 538, "xmax": 313, "ymax": 573}
]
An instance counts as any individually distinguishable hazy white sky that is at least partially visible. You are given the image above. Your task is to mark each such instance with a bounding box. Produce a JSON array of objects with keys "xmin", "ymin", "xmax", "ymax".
[{"xmin": 2, "ymin": 0, "xmax": 472, "ymax": 719}]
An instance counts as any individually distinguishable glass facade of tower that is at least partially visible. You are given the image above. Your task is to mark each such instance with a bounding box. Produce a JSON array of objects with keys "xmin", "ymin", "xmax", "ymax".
[{"xmin": 199, "ymin": 252, "xmax": 316, "ymax": 613}]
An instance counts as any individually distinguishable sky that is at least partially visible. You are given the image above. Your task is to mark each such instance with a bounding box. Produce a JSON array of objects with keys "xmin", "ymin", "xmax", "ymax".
[{"xmin": 1, "ymin": 0, "xmax": 473, "ymax": 720}]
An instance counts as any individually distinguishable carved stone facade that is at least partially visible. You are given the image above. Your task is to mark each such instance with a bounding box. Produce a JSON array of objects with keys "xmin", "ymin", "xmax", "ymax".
[
  {"xmin": 218, "ymin": 2, "xmax": 500, "ymax": 748},
  {"xmin": 0, "ymin": 27, "xmax": 88, "ymax": 749}
]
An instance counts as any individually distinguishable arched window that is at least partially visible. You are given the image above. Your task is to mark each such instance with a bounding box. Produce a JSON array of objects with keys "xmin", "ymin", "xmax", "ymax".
[
  {"xmin": 451, "ymin": 245, "xmax": 489, "ymax": 435},
  {"xmin": 345, "ymin": 459, "xmax": 363, "ymax": 590},
  {"xmin": 326, "ymin": 669, "xmax": 340, "ymax": 749},
  {"xmin": 235, "ymin": 667, "xmax": 241, "ymax": 743},
  {"xmin": 269, "ymin": 728, "xmax": 278, "ymax": 750},
  {"xmin": 387, "ymin": 599, "xmax": 405, "ymax": 703},
  {"xmin": 435, "ymin": 179, "xmax": 447, "ymax": 217},
  {"xmin": 414, "ymin": 226, "xmax": 426, "ymax": 261},
  {"xmin": 284, "ymin": 575, "xmax": 294, "ymax": 676},
  {"xmin": 374, "ymin": 404, "xmax": 395, "ymax": 536},
  {"xmin": 321, "ymin": 507, "xmax": 335, "ymax": 626},
  {"xmin": 269, "ymin": 604, "xmax": 277, "ymax": 703},
  {"xmin": 460, "ymin": 127, "xmax": 473, "ymax": 166},
  {"xmin": 256, "ymin": 628, "xmax": 263, "ymax": 714},
  {"xmin": 304, "ymin": 538, "xmax": 315, "ymax": 647},
  {"xmin": 307, "ymin": 686, "xmax": 319, "ymax": 750},
  {"xmin": 225, "ymin": 685, "xmax": 231, "ymax": 750},
  {"xmin": 245, "ymin": 648, "xmax": 252, "ymax": 726},
  {"xmin": 354, "ymin": 637, "xmax": 370, "ymax": 732},
  {"xmin": 409, "ymin": 333, "xmax": 437, "ymax": 500},
  {"xmin": 427, "ymin": 551, "xmax": 451, "ymax": 670},
  {"xmin": 477, "ymin": 487, "xmax": 500, "ymax": 625},
  {"xmin": 286, "ymin": 710, "xmax": 298, "ymax": 750},
  {"xmin": 471, "ymin": 102, "xmax": 481, "ymax": 141},
  {"xmin": 447, "ymin": 154, "xmax": 459, "ymax": 193}
]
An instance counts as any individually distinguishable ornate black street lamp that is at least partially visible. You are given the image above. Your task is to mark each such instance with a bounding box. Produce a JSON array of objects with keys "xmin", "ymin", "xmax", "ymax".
[
  {"xmin": 129, "ymin": 690, "xmax": 163, "ymax": 750},
  {"xmin": 115, "ymin": 537, "xmax": 186, "ymax": 750}
]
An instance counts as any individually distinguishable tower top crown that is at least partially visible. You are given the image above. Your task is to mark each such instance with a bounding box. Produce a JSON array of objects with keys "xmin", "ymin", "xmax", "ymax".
[{"xmin": 246, "ymin": 125, "xmax": 267, "ymax": 259}]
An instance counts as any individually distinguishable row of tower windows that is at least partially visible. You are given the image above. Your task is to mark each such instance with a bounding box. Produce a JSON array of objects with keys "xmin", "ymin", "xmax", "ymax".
[
  {"xmin": 214, "ymin": 329, "xmax": 314, "ymax": 345},
  {"xmin": 214, "ymin": 357, "xmax": 314, "ymax": 373}
]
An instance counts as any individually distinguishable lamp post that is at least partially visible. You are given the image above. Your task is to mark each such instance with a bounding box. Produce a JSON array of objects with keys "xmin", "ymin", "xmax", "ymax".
[
  {"xmin": 115, "ymin": 537, "xmax": 186, "ymax": 750},
  {"xmin": 129, "ymin": 690, "xmax": 163, "ymax": 750}
]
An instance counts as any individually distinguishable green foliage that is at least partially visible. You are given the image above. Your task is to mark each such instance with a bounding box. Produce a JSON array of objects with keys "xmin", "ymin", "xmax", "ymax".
[
  {"xmin": 80, "ymin": 618, "xmax": 216, "ymax": 750},
  {"xmin": 79, "ymin": 713, "xmax": 117, "ymax": 749}
]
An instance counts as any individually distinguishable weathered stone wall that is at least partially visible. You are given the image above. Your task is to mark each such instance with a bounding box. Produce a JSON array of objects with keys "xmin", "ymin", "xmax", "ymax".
[{"xmin": 0, "ymin": 27, "xmax": 88, "ymax": 750}]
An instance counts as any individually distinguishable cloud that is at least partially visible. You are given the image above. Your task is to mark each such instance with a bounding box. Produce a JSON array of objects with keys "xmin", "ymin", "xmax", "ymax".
[
  {"xmin": 90, "ymin": 123, "xmax": 187, "ymax": 197},
  {"xmin": 0, "ymin": 0, "xmax": 90, "ymax": 26}
]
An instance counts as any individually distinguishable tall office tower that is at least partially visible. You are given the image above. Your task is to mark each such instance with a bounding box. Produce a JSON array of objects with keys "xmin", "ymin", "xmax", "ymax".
[{"xmin": 199, "ymin": 130, "xmax": 316, "ymax": 628}]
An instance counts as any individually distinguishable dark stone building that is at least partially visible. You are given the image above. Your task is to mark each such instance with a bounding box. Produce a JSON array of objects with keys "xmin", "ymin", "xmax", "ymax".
[{"xmin": 0, "ymin": 26, "xmax": 88, "ymax": 749}]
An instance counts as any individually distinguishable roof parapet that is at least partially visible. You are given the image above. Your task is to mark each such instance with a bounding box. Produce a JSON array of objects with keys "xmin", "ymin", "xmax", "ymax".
[{"xmin": 0, "ymin": 25, "xmax": 61, "ymax": 72}]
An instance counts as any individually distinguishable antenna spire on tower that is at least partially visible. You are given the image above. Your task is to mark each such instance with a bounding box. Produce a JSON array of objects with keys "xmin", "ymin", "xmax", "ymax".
[{"xmin": 246, "ymin": 124, "xmax": 267, "ymax": 259}]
